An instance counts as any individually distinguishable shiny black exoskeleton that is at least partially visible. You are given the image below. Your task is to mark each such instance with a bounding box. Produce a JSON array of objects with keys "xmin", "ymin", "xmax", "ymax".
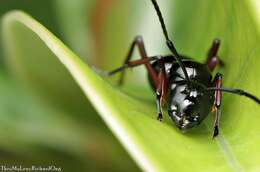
[
  {"xmin": 149, "ymin": 56, "xmax": 215, "ymax": 130},
  {"xmin": 107, "ymin": 0, "xmax": 260, "ymax": 137}
]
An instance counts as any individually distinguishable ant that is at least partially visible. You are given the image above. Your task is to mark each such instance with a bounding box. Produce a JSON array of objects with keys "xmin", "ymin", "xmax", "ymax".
[{"xmin": 105, "ymin": 0, "xmax": 260, "ymax": 137}]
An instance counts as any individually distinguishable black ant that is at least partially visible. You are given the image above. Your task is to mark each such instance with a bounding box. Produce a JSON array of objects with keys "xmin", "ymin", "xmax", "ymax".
[{"xmin": 105, "ymin": 0, "xmax": 260, "ymax": 137}]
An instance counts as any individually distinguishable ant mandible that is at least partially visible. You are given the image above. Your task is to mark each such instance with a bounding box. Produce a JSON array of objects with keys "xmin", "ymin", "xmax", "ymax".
[{"xmin": 106, "ymin": 0, "xmax": 260, "ymax": 137}]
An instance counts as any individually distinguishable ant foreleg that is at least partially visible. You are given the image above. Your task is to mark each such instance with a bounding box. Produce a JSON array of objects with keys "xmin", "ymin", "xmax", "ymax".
[
  {"xmin": 206, "ymin": 39, "xmax": 224, "ymax": 71},
  {"xmin": 108, "ymin": 56, "xmax": 158, "ymax": 76},
  {"xmin": 156, "ymin": 92, "xmax": 163, "ymax": 121},
  {"xmin": 120, "ymin": 36, "xmax": 158, "ymax": 85},
  {"xmin": 212, "ymin": 73, "xmax": 223, "ymax": 138},
  {"xmin": 109, "ymin": 54, "xmax": 169, "ymax": 121},
  {"xmin": 109, "ymin": 36, "xmax": 159, "ymax": 87},
  {"xmin": 156, "ymin": 59, "xmax": 169, "ymax": 121}
]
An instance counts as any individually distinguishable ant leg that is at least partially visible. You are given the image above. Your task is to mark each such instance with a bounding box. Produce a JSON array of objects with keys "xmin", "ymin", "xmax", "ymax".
[
  {"xmin": 156, "ymin": 92, "xmax": 163, "ymax": 121},
  {"xmin": 156, "ymin": 59, "xmax": 169, "ymax": 121},
  {"xmin": 109, "ymin": 36, "xmax": 159, "ymax": 87},
  {"xmin": 108, "ymin": 56, "xmax": 158, "ymax": 76},
  {"xmin": 110, "ymin": 55, "xmax": 169, "ymax": 121},
  {"xmin": 212, "ymin": 73, "xmax": 223, "ymax": 138},
  {"xmin": 109, "ymin": 36, "xmax": 169, "ymax": 121},
  {"xmin": 206, "ymin": 39, "xmax": 224, "ymax": 71}
]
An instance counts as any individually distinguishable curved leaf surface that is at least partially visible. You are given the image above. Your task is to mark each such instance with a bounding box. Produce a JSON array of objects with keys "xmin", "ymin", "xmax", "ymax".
[{"xmin": 2, "ymin": 6, "xmax": 260, "ymax": 172}]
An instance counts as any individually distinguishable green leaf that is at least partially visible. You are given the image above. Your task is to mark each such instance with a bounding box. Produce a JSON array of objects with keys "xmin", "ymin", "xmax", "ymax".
[
  {"xmin": 2, "ymin": 1, "xmax": 260, "ymax": 170},
  {"xmin": 0, "ymin": 70, "xmax": 140, "ymax": 172},
  {"xmin": 1, "ymin": 10, "xmax": 140, "ymax": 172}
]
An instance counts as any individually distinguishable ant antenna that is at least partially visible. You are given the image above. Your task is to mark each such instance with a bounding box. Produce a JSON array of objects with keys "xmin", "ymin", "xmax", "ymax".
[
  {"xmin": 150, "ymin": 0, "xmax": 191, "ymax": 83},
  {"xmin": 206, "ymin": 87, "xmax": 260, "ymax": 104},
  {"xmin": 150, "ymin": 0, "xmax": 260, "ymax": 105},
  {"xmin": 190, "ymin": 81, "xmax": 260, "ymax": 104}
]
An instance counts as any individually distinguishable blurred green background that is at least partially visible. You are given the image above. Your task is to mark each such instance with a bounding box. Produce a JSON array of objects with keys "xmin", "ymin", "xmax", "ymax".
[
  {"xmin": 1, "ymin": 0, "xmax": 259, "ymax": 171},
  {"xmin": 0, "ymin": 0, "xmax": 146, "ymax": 171}
]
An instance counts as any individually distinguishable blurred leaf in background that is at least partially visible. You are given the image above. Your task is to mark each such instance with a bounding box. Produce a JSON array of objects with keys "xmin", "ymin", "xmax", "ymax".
[
  {"xmin": 0, "ymin": 0, "xmax": 62, "ymax": 66},
  {"xmin": 1, "ymin": 0, "xmax": 260, "ymax": 172},
  {"xmin": 0, "ymin": 0, "xmax": 140, "ymax": 171}
]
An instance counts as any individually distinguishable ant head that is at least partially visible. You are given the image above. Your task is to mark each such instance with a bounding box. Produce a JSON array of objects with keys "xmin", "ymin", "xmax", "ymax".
[
  {"xmin": 168, "ymin": 84, "xmax": 214, "ymax": 130},
  {"xmin": 168, "ymin": 102, "xmax": 201, "ymax": 131}
]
